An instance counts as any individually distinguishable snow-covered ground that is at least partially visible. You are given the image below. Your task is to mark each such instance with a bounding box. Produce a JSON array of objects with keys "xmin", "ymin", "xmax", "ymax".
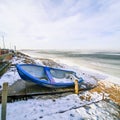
[
  {"xmin": 0, "ymin": 92, "xmax": 119, "ymax": 120},
  {"xmin": 0, "ymin": 53, "xmax": 120, "ymax": 120}
]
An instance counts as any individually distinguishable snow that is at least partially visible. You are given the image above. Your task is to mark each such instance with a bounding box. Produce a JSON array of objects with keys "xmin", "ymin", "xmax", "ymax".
[
  {"xmin": 34, "ymin": 59, "xmax": 43, "ymax": 65},
  {"xmin": 0, "ymin": 53, "xmax": 120, "ymax": 120},
  {"xmin": 0, "ymin": 93, "xmax": 103, "ymax": 120},
  {"xmin": 0, "ymin": 92, "xmax": 119, "ymax": 120},
  {"xmin": 0, "ymin": 67, "xmax": 20, "ymax": 88},
  {"xmin": 53, "ymin": 77, "xmax": 73, "ymax": 83}
]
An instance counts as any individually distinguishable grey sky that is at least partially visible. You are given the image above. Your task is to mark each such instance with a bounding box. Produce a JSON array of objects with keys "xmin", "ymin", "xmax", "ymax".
[{"xmin": 0, "ymin": 0, "xmax": 120, "ymax": 50}]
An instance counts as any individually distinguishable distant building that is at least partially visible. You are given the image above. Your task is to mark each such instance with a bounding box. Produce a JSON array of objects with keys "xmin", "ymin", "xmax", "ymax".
[{"xmin": 0, "ymin": 49, "xmax": 9, "ymax": 55}]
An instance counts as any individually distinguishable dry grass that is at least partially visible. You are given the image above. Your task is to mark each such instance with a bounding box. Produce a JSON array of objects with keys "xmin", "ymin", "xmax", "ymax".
[{"xmin": 90, "ymin": 80, "xmax": 120, "ymax": 105}]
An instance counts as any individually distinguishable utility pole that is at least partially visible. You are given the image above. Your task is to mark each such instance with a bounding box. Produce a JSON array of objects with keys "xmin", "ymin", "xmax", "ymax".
[
  {"xmin": 2, "ymin": 35, "xmax": 5, "ymax": 49},
  {"xmin": 14, "ymin": 45, "xmax": 16, "ymax": 51}
]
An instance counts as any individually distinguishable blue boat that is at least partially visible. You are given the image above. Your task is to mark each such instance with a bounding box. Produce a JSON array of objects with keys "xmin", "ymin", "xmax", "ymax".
[{"xmin": 16, "ymin": 64, "xmax": 83, "ymax": 88}]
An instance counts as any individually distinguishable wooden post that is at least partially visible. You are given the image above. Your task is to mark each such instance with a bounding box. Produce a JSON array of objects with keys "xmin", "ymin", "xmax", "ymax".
[
  {"xmin": 102, "ymin": 92, "xmax": 105, "ymax": 100},
  {"xmin": 74, "ymin": 80, "xmax": 79, "ymax": 94},
  {"xmin": 1, "ymin": 82, "xmax": 8, "ymax": 120}
]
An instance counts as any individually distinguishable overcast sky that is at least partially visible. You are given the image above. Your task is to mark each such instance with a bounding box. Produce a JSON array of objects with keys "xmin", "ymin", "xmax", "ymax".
[{"xmin": 0, "ymin": 0, "xmax": 120, "ymax": 50}]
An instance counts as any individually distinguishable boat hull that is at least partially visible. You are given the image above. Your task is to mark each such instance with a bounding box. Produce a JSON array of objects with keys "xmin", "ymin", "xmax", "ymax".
[{"xmin": 16, "ymin": 64, "xmax": 83, "ymax": 88}]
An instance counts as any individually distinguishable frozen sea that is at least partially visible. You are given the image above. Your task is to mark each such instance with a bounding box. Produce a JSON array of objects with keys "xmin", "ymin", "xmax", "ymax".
[{"xmin": 21, "ymin": 50, "xmax": 120, "ymax": 79}]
